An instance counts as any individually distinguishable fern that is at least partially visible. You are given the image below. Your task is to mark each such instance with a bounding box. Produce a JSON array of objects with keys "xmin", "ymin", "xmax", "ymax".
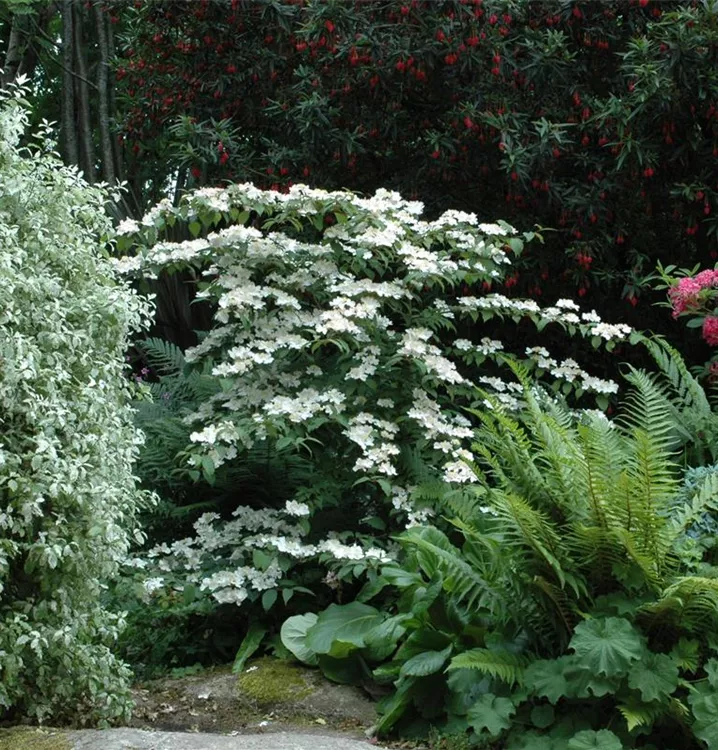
[
  {"xmin": 138, "ymin": 336, "xmax": 187, "ymax": 375},
  {"xmin": 618, "ymin": 697, "xmax": 668, "ymax": 732},
  {"xmin": 448, "ymin": 648, "xmax": 528, "ymax": 686}
]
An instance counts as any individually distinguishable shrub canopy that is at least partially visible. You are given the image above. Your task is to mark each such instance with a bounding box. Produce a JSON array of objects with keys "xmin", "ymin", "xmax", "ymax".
[{"xmin": 0, "ymin": 89, "xmax": 151, "ymax": 723}]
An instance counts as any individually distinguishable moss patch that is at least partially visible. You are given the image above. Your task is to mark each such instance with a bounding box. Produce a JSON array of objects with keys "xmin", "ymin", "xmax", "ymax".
[
  {"xmin": 236, "ymin": 657, "xmax": 315, "ymax": 706},
  {"xmin": 0, "ymin": 727, "xmax": 71, "ymax": 750}
]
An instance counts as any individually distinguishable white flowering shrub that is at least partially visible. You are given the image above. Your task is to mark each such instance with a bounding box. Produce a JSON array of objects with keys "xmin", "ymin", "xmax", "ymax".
[
  {"xmin": 116, "ymin": 182, "xmax": 636, "ymax": 614},
  {"xmin": 0, "ymin": 90, "xmax": 152, "ymax": 723}
]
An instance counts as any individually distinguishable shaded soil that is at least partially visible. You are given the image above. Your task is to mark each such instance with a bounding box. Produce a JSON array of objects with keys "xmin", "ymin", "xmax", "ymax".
[{"xmin": 129, "ymin": 658, "xmax": 379, "ymax": 739}]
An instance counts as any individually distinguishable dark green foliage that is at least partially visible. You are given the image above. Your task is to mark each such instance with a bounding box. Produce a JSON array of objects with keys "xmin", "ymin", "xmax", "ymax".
[
  {"xmin": 282, "ymin": 346, "xmax": 718, "ymax": 747},
  {"xmin": 117, "ymin": 0, "xmax": 718, "ymax": 342}
]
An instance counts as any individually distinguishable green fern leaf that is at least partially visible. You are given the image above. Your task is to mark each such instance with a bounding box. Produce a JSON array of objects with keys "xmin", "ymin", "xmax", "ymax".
[{"xmin": 448, "ymin": 648, "xmax": 527, "ymax": 686}]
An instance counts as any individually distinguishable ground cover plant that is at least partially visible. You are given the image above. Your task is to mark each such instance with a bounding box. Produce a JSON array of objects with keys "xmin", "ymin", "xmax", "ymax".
[
  {"xmin": 283, "ymin": 349, "xmax": 718, "ymax": 748},
  {"xmin": 0, "ymin": 87, "xmax": 152, "ymax": 723}
]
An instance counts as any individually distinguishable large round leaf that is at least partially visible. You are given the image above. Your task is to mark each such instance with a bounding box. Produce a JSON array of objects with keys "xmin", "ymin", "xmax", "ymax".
[
  {"xmin": 567, "ymin": 729, "xmax": 623, "ymax": 749},
  {"xmin": 306, "ymin": 602, "xmax": 384, "ymax": 655},
  {"xmin": 569, "ymin": 618, "xmax": 645, "ymax": 676},
  {"xmin": 627, "ymin": 652, "xmax": 679, "ymax": 702},
  {"xmin": 280, "ymin": 613, "xmax": 319, "ymax": 665},
  {"xmin": 467, "ymin": 693, "xmax": 516, "ymax": 737}
]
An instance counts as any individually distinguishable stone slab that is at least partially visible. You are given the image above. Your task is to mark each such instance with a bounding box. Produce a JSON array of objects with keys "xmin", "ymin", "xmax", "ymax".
[{"xmin": 68, "ymin": 729, "xmax": 376, "ymax": 750}]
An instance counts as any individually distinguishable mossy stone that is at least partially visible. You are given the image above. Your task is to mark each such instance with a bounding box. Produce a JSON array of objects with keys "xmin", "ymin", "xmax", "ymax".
[
  {"xmin": 236, "ymin": 657, "xmax": 315, "ymax": 706},
  {"xmin": 0, "ymin": 727, "xmax": 72, "ymax": 750}
]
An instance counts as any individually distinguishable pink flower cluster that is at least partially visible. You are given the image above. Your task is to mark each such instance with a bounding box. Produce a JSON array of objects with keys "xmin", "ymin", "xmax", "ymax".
[
  {"xmin": 703, "ymin": 317, "xmax": 718, "ymax": 346},
  {"xmin": 669, "ymin": 269, "xmax": 718, "ymax": 318}
]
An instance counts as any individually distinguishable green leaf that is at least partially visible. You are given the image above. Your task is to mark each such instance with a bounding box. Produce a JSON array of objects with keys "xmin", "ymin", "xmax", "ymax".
[
  {"xmin": 567, "ymin": 729, "xmax": 623, "ymax": 750},
  {"xmin": 182, "ymin": 583, "xmax": 197, "ymax": 605},
  {"xmin": 400, "ymin": 645, "xmax": 452, "ymax": 677},
  {"xmin": 280, "ymin": 613, "xmax": 319, "ymax": 665},
  {"xmin": 705, "ymin": 658, "xmax": 718, "ymax": 689},
  {"xmin": 448, "ymin": 648, "xmax": 526, "ymax": 686},
  {"xmin": 317, "ymin": 653, "xmax": 364, "ymax": 685},
  {"xmin": 569, "ymin": 618, "xmax": 645, "ymax": 676},
  {"xmin": 563, "ymin": 661, "xmax": 620, "ymax": 699},
  {"xmin": 531, "ymin": 704, "xmax": 555, "ymax": 729},
  {"xmin": 262, "ymin": 589, "xmax": 278, "ymax": 611},
  {"xmin": 327, "ymin": 640, "xmax": 358, "ymax": 659},
  {"xmin": 524, "ymin": 658, "xmax": 570, "ymax": 704},
  {"xmin": 690, "ymin": 690, "xmax": 718, "ymax": 746},
  {"xmin": 306, "ymin": 602, "xmax": 384, "ymax": 655},
  {"xmin": 188, "ymin": 220, "xmax": 202, "ymax": 237},
  {"xmin": 627, "ymin": 653, "xmax": 679, "ymax": 702},
  {"xmin": 232, "ymin": 623, "xmax": 266, "ymax": 674},
  {"xmin": 670, "ymin": 638, "xmax": 700, "ymax": 671},
  {"xmin": 363, "ymin": 615, "xmax": 407, "ymax": 661},
  {"xmin": 467, "ymin": 693, "xmax": 516, "ymax": 737},
  {"xmin": 376, "ymin": 678, "xmax": 415, "ymax": 735}
]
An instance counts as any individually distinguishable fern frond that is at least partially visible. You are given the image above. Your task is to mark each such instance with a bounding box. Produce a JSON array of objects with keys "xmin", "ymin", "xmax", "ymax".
[
  {"xmin": 640, "ymin": 576, "xmax": 718, "ymax": 635},
  {"xmin": 576, "ymin": 414, "xmax": 626, "ymax": 529},
  {"xmin": 400, "ymin": 526, "xmax": 505, "ymax": 615},
  {"xmin": 447, "ymin": 648, "xmax": 528, "ymax": 686},
  {"xmin": 667, "ymin": 470, "xmax": 718, "ymax": 544},
  {"xmin": 138, "ymin": 337, "xmax": 187, "ymax": 375},
  {"xmin": 489, "ymin": 490, "xmax": 570, "ymax": 590},
  {"xmin": 618, "ymin": 697, "xmax": 667, "ymax": 732}
]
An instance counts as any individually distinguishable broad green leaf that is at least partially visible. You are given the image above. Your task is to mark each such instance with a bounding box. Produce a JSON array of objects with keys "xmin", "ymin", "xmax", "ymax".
[
  {"xmin": 317, "ymin": 653, "xmax": 364, "ymax": 685},
  {"xmin": 363, "ymin": 615, "xmax": 407, "ymax": 661},
  {"xmin": 232, "ymin": 623, "xmax": 266, "ymax": 674},
  {"xmin": 563, "ymin": 661, "xmax": 620, "ymax": 699},
  {"xmin": 306, "ymin": 602, "xmax": 384, "ymax": 655},
  {"xmin": 627, "ymin": 653, "xmax": 679, "ymax": 702},
  {"xmin": 670, "ymin": 638, "xmax": 700, "ymax": 672},
  {"xmin": 689, "ymin": 688, "xmax": 718, "ymax": 746},
  {"xmin": 376, "ymin": 678, "xmax": 415, "ymax": 735},
  {"xmin": 524, "ymin": 657, "xmax": 570, "ymax": 704},
  {"xmin": 569, "ymin": 617, "xmax": 645, "ymax": 676},
  {"xmin": 396, "ymin": 628, "xmax": 453, "ymax": 661},
  {"xmin": 567, "ymin": 729, "xmax": 623, "ymax": 750},
  {"xmin": 467, "ymin": 693, "xmax": 516, "ymax": 737},
  {"xmin": 531, "ymin": 703, "xmax": 555, "ymax": 729},
  {"xmin": 280, "ymin": 613, "xmax": 318, "ymax": 665},
  {"xmin": 261, "ymin": 589, "xmax": 277, "ymax": 611},
  {"xmin": 400, "ymin": 645, "xmax": 452, "ymax": 677},
  {"xmin": 705, "ymin": 658, "xmax": 718, "ymax": 689},
  {"xmin": 327, "ymin": 639, "xmax": 359, "ymax": 659}
]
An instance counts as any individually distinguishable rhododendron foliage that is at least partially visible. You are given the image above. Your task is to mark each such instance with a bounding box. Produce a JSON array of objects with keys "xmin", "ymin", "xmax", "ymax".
[{"xmin": 116, "ymin": 181, "xmax": 636, "ymax": 609}]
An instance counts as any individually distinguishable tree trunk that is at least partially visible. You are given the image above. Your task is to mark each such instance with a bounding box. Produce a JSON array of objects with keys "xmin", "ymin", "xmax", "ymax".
[
  {"xmin": 106, "ymin": 15, "xmax": 124, "ymax": 184},
  {"xmin": 60, "ymin": 0, "xmax": 78, "ymax": 166},
  {"xmin": 2, "ymin": 15, "xmax": 24, "ymax": 87},
  {"xmin": 93, "ymin": 2, "xmax": 115, "ymax": 184},
  {"xmin": 73, "ymin": 3, "xmax": 95, "ymax": 183}
]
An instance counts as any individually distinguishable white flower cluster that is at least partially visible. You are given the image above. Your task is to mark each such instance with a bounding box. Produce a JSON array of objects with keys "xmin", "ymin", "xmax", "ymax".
[
  {"xmin": 345, "ymin": 413, "xmax": 400, "ymax": 476},
  {"xmin": 391, "ymin": 486, "xmax": 434, "ymax": 528},
  {"xmin": 114, "ymin": 178, "xmax": 638, "ymax": 616},
  {"xmin": 525, "ymin": 348, "xmax": 619, "ymax": 395}
]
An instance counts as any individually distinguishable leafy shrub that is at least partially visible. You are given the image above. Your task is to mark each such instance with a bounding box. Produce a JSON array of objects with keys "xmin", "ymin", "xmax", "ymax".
[
  {"xmin": 654, "ymin": 263, "xmax": 718, "ymax": 378},
  {"xmin": 283, "ymin": 348, "xmax": 718, "ymax": 748},
  {"xmin": 0, "ymin": 88, "xmax": 152, "ymax": 722},
  {"xmin": 114, "ymin": 181, "xmax": 636, "ymax": 634},
  {"xmin": 117, "ymin": 1, "xmax": 718, "ymax": 320}
]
